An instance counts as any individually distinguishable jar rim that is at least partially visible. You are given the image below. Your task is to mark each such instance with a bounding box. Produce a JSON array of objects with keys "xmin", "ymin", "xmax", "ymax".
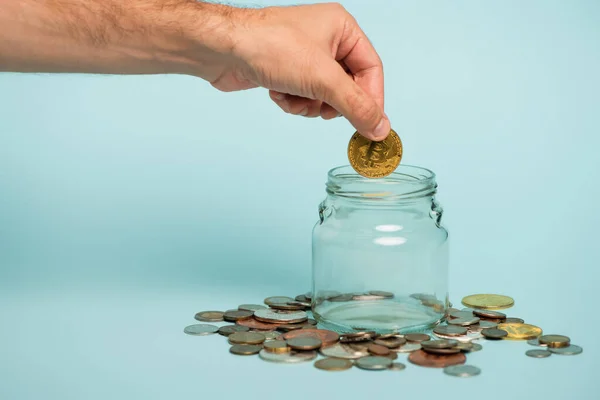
[{"xmin": 326, "ymin": 165, "xmax": 437, "ymax": 200}]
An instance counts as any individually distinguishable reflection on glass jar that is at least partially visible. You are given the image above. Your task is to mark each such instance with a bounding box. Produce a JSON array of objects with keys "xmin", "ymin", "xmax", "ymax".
[{"xmin": 311, "ymin": 165, "xmax": 449, "ymax": 334}]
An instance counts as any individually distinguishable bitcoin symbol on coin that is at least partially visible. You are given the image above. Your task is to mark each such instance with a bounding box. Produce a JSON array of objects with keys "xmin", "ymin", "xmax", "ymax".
[{"xmin": 347, "ymin": 129, "xmax": 402, "ymax": 178}]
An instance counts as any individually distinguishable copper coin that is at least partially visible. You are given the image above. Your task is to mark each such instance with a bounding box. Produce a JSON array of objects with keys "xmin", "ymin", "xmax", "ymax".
[
  {"xmin": 448, "ymin": 317, "xmax": 480, "ymax": 326},
  {"xmin": 287, "ymin": 337, "xmax": 322, "ymax": 350},
  {"xmin": 264, "ymin": 296, "xmax": 294, "ymax": 306},
  {"xmin": 229, "ymin": 344, "xmax": 262, "ymax": 355},
  {"xmin": 355, "ymin": 356, "xmax": 393, "ymax": 370},
  {"xmin": 368, "ymin": 290, "xmax": 395, "ymax": 298},
  {"xmin": 389, "ymin": 362, "xmax": 406, "ymax": 371},
  {"xmin": 228, "ymin": 331, "xmax": 266, "ymax": 345},
  {"xmin": 423, "ymin": 347, "xmax": 461, "ymax": 355},
  {"xmin": 194, "ymin": 311, "xmax": 224, "ymax": 322},
  {"xmin": 421, "ymin": 339, "xmax": 458, "ymax": 349},
  {"xmin": 374, "ymin": 337, "xmax": 406, "ymax": 348},
  {"xmin": 238, "ymin": 304, "xmax": 267, "ymax": 312},
  {"xmin": 526, "ymin": 349, "xmax": 552, "ymax": 358},
  {"xmin": 306, "ymin": 319, "xmax": 318, "ymax": 326},
  {"xmin": 314, "ymin": 357, "xmax": 353, "ymax": 371},
  {"xmin": 473, "ymin": 309, "xmax": 507, "ymax": 320},
  {"xmin": 263, "ymin": 340, "xmax": 290, "ymax": 354},
  {"xmin": 236, "ymin": 318, "xmax": 280, "ymax": 331},
  {"xmin": 269, "ymin": 302, "xmax": 306, "ymax": 311},
  {"xmin": 385, "ymin": 351, "xmax": 399, "ymax": 360},
  {"xmin": 504, "ymin": 317, "xmax": 525, "ymax": 324},
  {"xmin": 482, "ymin": 328, "xmax": 508, "ymax": 340},
  {"xmin": 408, "ymin": 350, "xmax": 466, "ymax": 368},
  {"xmin": 218, "ymin": 325, "xmax": 250, "ymax": 336},
  {"xmin": 352, "ymin": 294, "xmax": 386, "ymax": 301},
  {"xmin": 287, "ymin": 300, "xmax": 311, "ymax": 308},
  {"xmin": 539, "ymin": 334, "xmax": 571, "ymax": 348},
  {"xmin": 367, "ymin": 343, "xmax": 391, "ymax": 356},
  {"xmin": 433, "ymin": 326, "xmax": 468, "ymax": 336},
  {"xmin": 223, "ymin": 310, "xmax": 254, "ymax": 322},
  {"xmin": 405, "ymin": 333, "xmax": 431, "ymax": 342},
  {"xmin": 282, "ymin": 329, "xmax": 340, "ymax": 346}
]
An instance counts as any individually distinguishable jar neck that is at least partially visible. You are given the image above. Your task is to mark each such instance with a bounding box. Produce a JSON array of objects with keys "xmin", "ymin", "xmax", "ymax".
[{"xmin": 325, "ymin": 165, "xmax": 438, "ymax": 208}]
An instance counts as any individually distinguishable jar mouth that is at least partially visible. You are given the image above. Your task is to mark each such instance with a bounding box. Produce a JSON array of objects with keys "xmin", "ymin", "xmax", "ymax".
[{"xmin": 326, "ymin": 165, "xmax": 437, "ymax": 200}]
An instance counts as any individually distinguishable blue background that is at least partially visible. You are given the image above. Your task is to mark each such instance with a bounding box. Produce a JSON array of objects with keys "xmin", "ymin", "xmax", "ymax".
[{"xmin": 1, "ymin": 0, "xmax": 598, "ymax": 399}]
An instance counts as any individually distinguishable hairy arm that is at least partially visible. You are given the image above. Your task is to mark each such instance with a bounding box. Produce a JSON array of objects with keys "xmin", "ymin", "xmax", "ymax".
[
  {"xmin": 0, "ymin": 0, "xmax": 234, "ymax": 78},
  {"xmin": 0, "ymin": 1, "xmax": 390, "ymax": 140}
]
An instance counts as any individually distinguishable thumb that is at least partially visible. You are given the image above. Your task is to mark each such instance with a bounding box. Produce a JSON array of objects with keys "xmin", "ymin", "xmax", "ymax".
[{"xmin": 320, "ymin": 65, "xmax": 390, "ymax": 141}]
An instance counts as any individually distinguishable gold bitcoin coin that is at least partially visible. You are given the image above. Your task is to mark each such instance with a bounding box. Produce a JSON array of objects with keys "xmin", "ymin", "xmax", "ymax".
[
  {"xmin": 496, "ymin": 323, "xmax": 542, "ymax": 340},
  {"xmin": 347, "ymin": 129, "xmax": 402, "ymax": 178},
  {"xmin": 461, "ymin": 294, "xmax": 514, "ymax": 310}
]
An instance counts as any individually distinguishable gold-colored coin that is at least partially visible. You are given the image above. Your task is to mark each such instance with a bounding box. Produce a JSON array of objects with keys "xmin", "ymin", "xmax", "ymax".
[
  {"xmin": 461, "ymin": 294, "xmax": 514, "ymax": 310},
  {"xmin": 347, "ymin": 129, "xmax": 402, "ymax": 178},
  {"xmin": 496, "ymin": 323, "xmax": 542, "ymax": 340}
]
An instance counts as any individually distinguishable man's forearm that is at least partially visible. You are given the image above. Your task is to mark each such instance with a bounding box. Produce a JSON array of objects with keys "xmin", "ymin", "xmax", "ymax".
[{"xmin": 0, "ymin": 0, "xmax": 238, "ymax": 76}]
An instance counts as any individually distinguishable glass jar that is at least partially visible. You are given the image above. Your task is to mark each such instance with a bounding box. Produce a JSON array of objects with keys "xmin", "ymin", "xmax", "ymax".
[{"xmin": 311, "ymin": 165, "xmax": 449, "ymax": 334}]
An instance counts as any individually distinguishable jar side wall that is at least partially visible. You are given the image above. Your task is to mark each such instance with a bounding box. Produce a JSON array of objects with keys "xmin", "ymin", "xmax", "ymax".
[{"xmin": 311, "ymin": 194, "xmax": 449, "ymax": 333}]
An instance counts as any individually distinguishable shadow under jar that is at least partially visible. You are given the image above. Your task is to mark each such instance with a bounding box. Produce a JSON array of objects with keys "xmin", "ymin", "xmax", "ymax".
[{"xmin": 311, "ymin": 165, "xmax": 449, "ymax": 334}]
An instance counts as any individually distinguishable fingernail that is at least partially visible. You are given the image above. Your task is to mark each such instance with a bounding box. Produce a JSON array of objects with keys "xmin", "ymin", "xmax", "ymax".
[
  {"xmin": 373, "ymin": 117, "xmax": 389, "ymax": 139},
  {"xmin": 299, "ymin": 107, "xmax": 309, "ymax": 116}
]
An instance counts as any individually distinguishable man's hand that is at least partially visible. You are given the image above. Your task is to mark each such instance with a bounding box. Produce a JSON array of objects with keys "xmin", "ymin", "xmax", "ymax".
[
  {"xmin": 0, "ymin": 1, "xmax": 390, "ymax": 140},
  {"xmin": 210, "ymin": 3, "xmax": 390, "ymax": 141}
]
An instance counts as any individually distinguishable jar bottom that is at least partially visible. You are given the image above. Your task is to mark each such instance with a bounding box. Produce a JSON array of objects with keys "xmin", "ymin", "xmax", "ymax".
[{"xmin": 312, "ymin": 300, "xmax": 444, "ymax": 334}]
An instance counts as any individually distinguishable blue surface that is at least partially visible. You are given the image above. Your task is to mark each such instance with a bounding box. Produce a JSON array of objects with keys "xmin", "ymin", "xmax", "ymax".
[{"xmin": 0, "ymin": 1, "xmax": 598, "ymax": 399}]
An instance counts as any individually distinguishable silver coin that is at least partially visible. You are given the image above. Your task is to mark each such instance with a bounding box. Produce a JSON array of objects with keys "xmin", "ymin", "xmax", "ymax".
[
  {"xmin": 548, "ymin": 345, "xmax": 583, "ymax": 355},
  {"xmin": 433, "ymin": 331, "xmax": 481, "ymax": 343},
  {"xmin": 319, "ymin": 343, "xmax": 368, "ymax": 359},
  {"xmin": 470, "ymin": 343, "xmax": 483, "ymax": 352},
  {"xmin": 258, "ymin": 349, "xmax": 317, "ymax": 363},
  {"xmin": 238, "ymin": 304, "xmax": 267, "ymax": 312},
  {"xmin": 183, "ymin": 324, "xmax": 218, "ymax": 336},
  {"xmin": 526, "ymin": 349, "xmax": 552, "ymax": 358},
  {"xmin": 257, "ymin": 331, "xmax": 279, "ymax": 341},
  {"xmin": 478, "ymin": 321, "xmax": 498, "ymax": 329},
  {"xmin": 352, "ymin": 294, "xmax": 385, "ymax": 301},
  {"xmin": 527, "ymin": 338, "xmax": 548, "ymax": 347},
  {"xmin": 392, "ymin": 343, "xmax": 422, "ymax": 353},
  {"xmin": 355, "ymin": 356, "xmax": 393, "ymax": 370},
  {"xmin": 448, "ymin": 317, "xmax": 480, "ymax": 326},
  {"xmin": 254, "ymin": 309, "xmax": 308, "ymax": 323},
  {"xmin": 389, "ymin": 362, "xmax": 406, "ymax": 371},
  {"xmin": 443, "ymin": 365, "xmax": 481, "ymax": 377},
  {"xmin": 264, "ymin": 296, "xmax": 294, "ymax": 306}
]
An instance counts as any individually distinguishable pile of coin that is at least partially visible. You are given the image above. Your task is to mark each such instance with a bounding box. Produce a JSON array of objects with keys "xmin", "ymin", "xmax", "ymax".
[{"xmin": 184, "ymin": 292, "xmax": 582, "ymax": 376}]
